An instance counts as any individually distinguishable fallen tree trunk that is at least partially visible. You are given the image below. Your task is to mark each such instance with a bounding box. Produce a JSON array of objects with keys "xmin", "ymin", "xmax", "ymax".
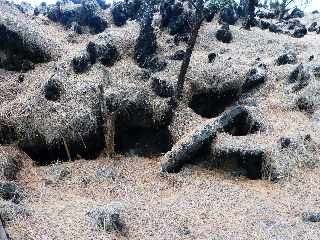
[{"xmin": 160, "ymin": 106, "xmax": 250, "ymax": 173}]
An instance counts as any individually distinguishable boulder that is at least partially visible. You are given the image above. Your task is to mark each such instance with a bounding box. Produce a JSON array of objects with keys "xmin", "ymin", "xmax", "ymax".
[
  {"xmin": 0, "ymin": 154, "xmax": 21, "ymax": 181},
  {"xmin": 219, "ymin": 5, "xmax": 238, "ymax": 25},
  {"xmin": 203, "ymin": 1, "xmax": 216, "ymax": 22},
  {"xmin": 72, "ymin": 50, "xmax": 91, "ymax": 73},
  {"xmin": 160, "ymin": 0, "xmax": 192, "ymax": 35},
  {"xmin": 292, "ymin": 24, "xmax": 307, "ymax": 38},
  {"xmin": 296, "ymin": 96, "xmax": 314, "ymax": 114},
  {"xmin": 288, "ymin": 64, "xmax": 311, "ymax": 92},
  {"xmin": 59, "ymin": 3, "xmax": 81, "ymax": 26},
  {"xmin": 34, "ymin": 2, "xmax": 47, "ymax": 16},
  {"xmin": 80, "ymin": 0, "xmax": 108, "ymax": 34},
  {"xmin": 276, "ymin": 51, "xmax": 297, "ymax": 65},
  {"xmin": 47, "ymin": 4, "xmax": 61, "ymax": 22},
  {"xmin": 16, "ymin": 1, "xmax": 34, "ymax": 15},
  {"xmin": 289, "ymin": 8, "xmax": 304, "ymax": 19},
  {"xmin": 111, "ymin": 2, "xmax": 127, "ymax": 27},
  {"xmin": 87, "ymin": 33, "xmax": 119, "ymax": 67},
  {"xmin": 215, "ymin": 24, "xmax": 233, "ymax": 43},
  {"xmin": 125, "ymin": 0, "xmax": 143, "ymax": 20},
  {"xmin": 43, "ymin": 77, "xmax": 64, "ymax": 102},
  {"xmin": 256, "ymin": 7, "xmax": 277, "ymax": 19},
  {"xmin": 308, "ymin": 22, "xmax": 318, "ymax": 32},
  {"xmin": 134, "ymin": 15, "xmax": 165, "ymax": 71},
  {"xmin": 0, "ymin": 2, "xmax": 57, "ymax": 71},
  {"xmin": 303, "ymin": 213, "xmax": 320, "ymax": 223},
  {"xmin": 242, "ymin": 63, "xmax": 267, "ymax": 92},
  {"xmin": 173, "ymin": 33, "xmax": 190, "ymax": 45}
]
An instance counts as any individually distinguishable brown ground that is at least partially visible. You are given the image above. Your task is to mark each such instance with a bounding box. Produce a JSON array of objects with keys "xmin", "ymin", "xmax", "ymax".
[
  {"xmin": 8, "ymin": 156, "xmax": 320, "ymax": 240},
  {"xmin": 1, "ymin": 2, "xmax": 320, "ymax": 239}
]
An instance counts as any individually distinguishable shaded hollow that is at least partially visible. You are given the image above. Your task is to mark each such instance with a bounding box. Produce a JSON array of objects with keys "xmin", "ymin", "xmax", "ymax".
[
  {"xmin": 212, "ymin": 148, "xmax": 265, "ymax": 180},
  {"xmin": 20, "ymin": 132, "xmax": 105, "ymax": 165},
  {"xmin": 0, "ymin": 24, "xmax": 51, "ymax": 71},
  {"xmin": 189, "ymin": 86, "xmax": 239, "ymax": 118},
  {"xmin": 114, "ymin": 125, "xmax": 172, "ymax": 157}
]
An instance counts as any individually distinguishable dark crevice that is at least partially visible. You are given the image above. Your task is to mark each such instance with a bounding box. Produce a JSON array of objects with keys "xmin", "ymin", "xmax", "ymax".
[
  {"xmin": 0, "ymin": 24, "xmax": 50, "ymax": 72},
  {"xmin": 189, "ymin": 88, "xmax": 239, "ymax": 118},
  {"xmin": 211, "ymin": 149, "xmax": 265, "ymax": 180},
  {"xmin": 114, "ymin": 125, "xmax": 172, "ymax": 157},
  {"xmin": 19, "ymin": 130, "xmax": 105, "ymax": 165}
]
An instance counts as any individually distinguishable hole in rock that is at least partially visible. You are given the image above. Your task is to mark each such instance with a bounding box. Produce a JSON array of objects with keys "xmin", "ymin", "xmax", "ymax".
[
  {"xmin": 20, "ymin": 130, "xmax": 104, "ymax": 165},
  {"xmin": 114, "ymin": 126, "xmax": 172, "ymax": 157},
  {"xmin": 0, "ymin": 25, "xmax": 50, "ymax": 72},
  {"xmin": 212, "ymin": 149, "xmax": 265, "ymax": 180},
  {"xmin": 189, "ymin": 88, "xmax": 239, "ymax": 118}
]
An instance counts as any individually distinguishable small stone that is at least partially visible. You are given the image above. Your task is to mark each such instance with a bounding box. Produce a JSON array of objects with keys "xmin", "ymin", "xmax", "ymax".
[
  {"xmin": 18, "ymin": 74, "xmax": 24, "ymax": 83},
  {"xmin": 0, "ymin": 182, "xmax": 21, "ymax": 203},
  {"xmin": 87, "ymin": 202, "xmax": 125, "ymax": 232},
  {"xmin": 208, "ymin": 53, "xmax": 217, "ymax": 63},
  {"xmin": 303, "ymin": 212, "xmax": 320, "ymax": 222}
]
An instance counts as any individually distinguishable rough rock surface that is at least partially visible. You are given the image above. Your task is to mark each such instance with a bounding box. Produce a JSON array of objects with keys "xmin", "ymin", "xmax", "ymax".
[{"xmin": 0, "ymin": 1, "xmax": 320, "ymax": 239}]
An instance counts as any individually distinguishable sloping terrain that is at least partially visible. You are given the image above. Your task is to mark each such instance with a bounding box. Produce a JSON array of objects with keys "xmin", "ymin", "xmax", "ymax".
[{"xmin": 0, "ymin": 0, "xmax": 320, "ymax": 239}]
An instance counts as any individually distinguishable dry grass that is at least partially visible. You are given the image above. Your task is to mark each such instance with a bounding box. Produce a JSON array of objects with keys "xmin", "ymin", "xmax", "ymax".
[{"xmin": 0, "ymin": 2, "xmax": 320, "ymax": 239}]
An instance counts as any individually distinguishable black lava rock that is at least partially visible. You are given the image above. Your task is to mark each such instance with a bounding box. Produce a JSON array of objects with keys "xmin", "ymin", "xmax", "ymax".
[
  {"xmin": 288, "ymin": 64, "xmax": 311, "ymax": 92},
  {"xmin": 0, "ymin": 182, "xmax": 21, "ymax": 203},
  {"xmin": 276, "ymin": 52, "xmax": 297, "ymax": 65},
  {"xmin": 134, "ymin": 14, "xmax": 160, "ymax": 70},
  {"xmin": 160, "ymin": 0, "xmax": 192, "ymax": 35},
  {"xmin": 242, "ymin": 63, "xmax": 267, "ymax": 92},
  {"xmin": 279, "ymin": 137, "xmax": 292, "ymax": 149},
  {"xmin": 72, "ymin": 50, "xmax": 91, "ymax": 73},
  {"xmin": 208, "ymin": 53, "xmax": 217, "ymax": 63},
  {"xmin": 111, "ymin": 2, "xmax": 127, "ymax": 27},
  {"xmin": 258, "ymin": 19, "xmax": 271, "ymax": 30},
  {"xmin": 269, "ymin": 23, "xmax": 283, "ymax": 33},
  {"xmin": 296, "ymin": 96, "xmax": 314, "ymax": 114},
  {"xmin": 303, "ymin": 212, "xmax": 320, "ymax": 222},
  {"xmin": 151, "ymin": 77, "xmax": 176, "ymax": 98},
  {"xmin": 44, "ymin": 78, "xmax": 63, "ymax": 101},
  {"xmin": 215, "ymin": 24, "xmax": 233, "ymax": 43},
  {"xmin": 80, "ymin": 0, "xmax": 108, "ymax": 34},
  {"xmin": 219, "ymin": 5, "xmax": 238, "ymax": 25},
  {"xmin": 292, "ymin": 24, "xmax": 307, "ymax": 38},
  {"xmin": 173, "ymin": 33, "xmax": 190, "ymax": 45},
  {"xmin": 308, "ymin": 22, "xmax": 318, "ymax": 32}
]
